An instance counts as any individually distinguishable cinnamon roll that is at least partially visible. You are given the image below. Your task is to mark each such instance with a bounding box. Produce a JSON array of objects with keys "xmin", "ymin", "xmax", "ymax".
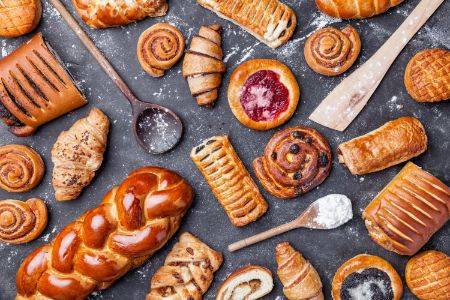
[
  {"xmin": 0, "ymin": 198, "xmax": 48, "ymax": 244},
  {"xmin": 0, "ymin": 145, "xmax": 45, "ymax": 193},
  {"xmin": 253, "ymin": 126, "xmax": 332, "ymax": 199},
  {"xmin": 304, "ymin": 26, "xmax": 361, "ymax": 76},
  {"xmin": 137, "ymin": 23, "xmax": 185, "ymax": 77}
]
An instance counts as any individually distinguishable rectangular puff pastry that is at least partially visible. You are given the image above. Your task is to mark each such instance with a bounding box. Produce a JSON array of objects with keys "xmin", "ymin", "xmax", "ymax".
[
  {"xmin": 196, "ymin": 0, "xmax": 296, "ymax": 48},
  {"xmin": 363, "ymin": 162, "xmax": 450, "ymax": 256},
  {"xmin": 338, "ymin": 117, "xmax": 428, "ymax": 175},
  {"xmin": 191, "ymin": 135, "xmax": 268, "ymax": 227}
]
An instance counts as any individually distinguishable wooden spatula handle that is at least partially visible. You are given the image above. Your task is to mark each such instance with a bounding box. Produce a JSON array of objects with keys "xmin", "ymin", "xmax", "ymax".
[
  {"xmin": 309, "ymin": 0, "xmax": 444, "ymax": 131},
  {"xmin": 228, "ymin": 220, "xmax": 298, "ymax": 252}
]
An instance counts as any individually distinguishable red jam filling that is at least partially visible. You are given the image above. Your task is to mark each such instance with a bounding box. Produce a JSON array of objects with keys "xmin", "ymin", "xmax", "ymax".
[{"xmin": 240, "ymin": 70, "xmax": 290, "ymax": 122}]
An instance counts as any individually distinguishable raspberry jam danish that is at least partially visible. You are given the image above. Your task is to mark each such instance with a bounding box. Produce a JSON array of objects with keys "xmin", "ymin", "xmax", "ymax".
[{"xmin": 253, "ymin": 126, "xmax": 332, "ymax": 199}]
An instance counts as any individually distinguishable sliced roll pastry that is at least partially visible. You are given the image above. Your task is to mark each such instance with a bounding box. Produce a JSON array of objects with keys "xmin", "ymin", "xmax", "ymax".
[
  {"xmin": 147, "ymin": 232, "xmax": 223, "ymax": 300},
  {"xmin": 0, "ymin": 198, "xmax": 47, "ymax": 244},
  {"xmin": 183, "ymin": 24, "xmax": 226, "ymax": 107},
  {"xmin": 191, "ymin": 136, "xmax": 268, "ymax": 227},
  {"xmin": 196, "ymin": 0, "xmax": 296, "ymax": 48},
  {"xmin": 275, "ymin": 242, "xmax": 324, "ymax": 300},
  {"xmin": 217, "ymin": 265, "xmax": 274, "ymax": 300},
  {"xmin": 0, "ymin": 0, "xmax": 42, "ymax": 38},
  {"xmin": 304, "ymin": 26, "xmax": 361, "ymax": 76},
  {"xmin": 363, "ymin": 162, "xmax": 450, "ymax": 256}
]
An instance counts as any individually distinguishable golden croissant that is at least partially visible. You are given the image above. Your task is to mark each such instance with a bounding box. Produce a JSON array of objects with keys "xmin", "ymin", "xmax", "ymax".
[
  {"xmin": 51, "ymin": 108, "xmax": 109, "ymax": 201},
  {"xmin": 316, "ymin": 0, "xmax": 404, "ymax": 19}
]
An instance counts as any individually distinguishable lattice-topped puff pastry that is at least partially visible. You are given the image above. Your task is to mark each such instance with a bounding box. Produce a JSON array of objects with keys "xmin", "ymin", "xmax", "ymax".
[
  {"xmin": 196, "ymin": 0, "xmax": 296, "ymax": 48},
  {"xmin": 191, "ymin": 135, "xmax": 268, "ymax": 227}
]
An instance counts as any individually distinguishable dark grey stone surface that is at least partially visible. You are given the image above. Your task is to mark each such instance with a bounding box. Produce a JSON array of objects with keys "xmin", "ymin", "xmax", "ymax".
[{"xmin": 0, "ymin": 0, "xmax": 449, "ymax": 299}]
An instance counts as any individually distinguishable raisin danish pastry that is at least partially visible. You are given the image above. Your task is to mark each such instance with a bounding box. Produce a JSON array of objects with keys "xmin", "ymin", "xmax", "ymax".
[
  {"xmin": 338, "ymin": 117, "xmax": 428, "ymax": 175},
  {"xmin": 332, "ymin": 255, "xmax": 403, "ymax": 300},
  {"xmin": 253, "ymin": 126, "xmax": 332, "ymax": 199},
  {"xmin": 15, "ymin": 166, "xmax": 193, "ymax": 299},
  {"xmin": 196, "ymin": 0, "xmax": 296, "ymax": 48},
  {"xmin": 276, "ymin": 242, "xmax": 324, "ymax": 300},
  {"xmin": 73, "ymin": 0, "xmax": 168, "ymax": 28},
  {"xmin": 228, "ymin": 59, "xmax": 300, "ymax": 130},
  {"xmin": 316, "ymin": 0, "xmax": 404, "ymax": 19},
  {"xmin": 0, "ymin": 198, "xmax": 47, "ymax": 244},
  {"xmin": 363, "ymin": 162, "xmax": 450, "ymax": 256},
  {"xmin": 0, "ymin": 0, "xmax": 42, "ymax": 38},
  {"xmin": 0, "ymin": 33, "xmax": 87, "ymax": 137},
  {"xmin": 146, "ymin": 232, "xmax": 223, "ymax": 299},
  {"xmin": 0, "ymin": 144, "xmax": 45, "ymax": 193},
  {"xmin": 405, "ymin": 49, "xmax": 450, "ymax": 102},
  {"xmin": 217, "ymin": 265, "xmax": 274, "ymax": 300},
  {"xmin": 191, "ymin": 136, "xmax": 268, "ymax": 227}
]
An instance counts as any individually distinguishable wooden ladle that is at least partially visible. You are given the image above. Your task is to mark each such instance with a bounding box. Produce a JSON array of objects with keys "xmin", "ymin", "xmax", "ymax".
[
  {"xmin": 309, "ymin": 0, "xmax": 445, "ymax": 131},
  {"xmin": 49, "ymin": 0, "xmax": 183, "ymax": 154}
]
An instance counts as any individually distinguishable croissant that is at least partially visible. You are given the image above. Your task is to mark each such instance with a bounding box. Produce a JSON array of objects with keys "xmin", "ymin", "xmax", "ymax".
[
  {"xmin": 315, "ymin": 0, "xmax": 404, "ymax": 19},
  {"xmin": 51, "ymin": 108, "xmax": 109, "ymax": 201},
  {"xmin": 275, "ymin": 242, "xmax": 324, "ymax": 300},
  {"xmin": 73, "ymin": 0, "xmax": 168, "ymax": 28},
  {"xmin": 16, "ymin": 166, "xmax": 194, "ymax": 299},
  {"xmin": 0, "ymin": 0, "xmax": 42, "ymax": 38},
  {"xmin": 146, "ymin": 232, "xmax": 223, "ymax": 299},
  {"xmin": 183, "ymin": 24, "xmax": 226, "ymax": 107}
]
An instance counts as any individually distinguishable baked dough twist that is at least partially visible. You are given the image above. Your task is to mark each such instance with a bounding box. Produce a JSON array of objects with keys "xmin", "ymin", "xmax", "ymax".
[
  {"xmin": 52, "ymin": 108, "xmax": 110, "ymax": 201},
  {"xmin": 0, "ymin": 0, "xmax": 42, "ymax": 38},
  {"xmin": 0, "ymin": 144, "xmax": 45, "ymax": 193},
  {"xmin": 147, "ymin": 232, "xmax": 223, "ymax": 299},
  {"xmin": 0, "ymin": 198, "xmax": 47, "ymax": 244},
  {"xmin": 73, "ymin": 0, "xmax": 168, "ymax": 28},
  {"xmin": 304, "ymin": 26, "xmax": 361, "ymax": 76},
  {"xmin": 405, "ymin": 250, "xmax": 450, "ymax": 300},
  {"xmin": 137, "ymin": 23, "xmax": 185, "ymax": 78},
  {"xmin": 191, "ymin": 136, "xmax": 268, "ymax": 227},
  {"xmin": 253, "ymin": 126, "xmax": 332, "ymax": 199},
  {"xmin": 15, "ymin": 166, "xmax": 193, "ymax": 299},
  {"xmin": 315, "ymin": 0, "xmax": 404, "ymax": 19},
  {"xmin": 405, "ymin": 49, "xmax": 450, "ymax": 102}
]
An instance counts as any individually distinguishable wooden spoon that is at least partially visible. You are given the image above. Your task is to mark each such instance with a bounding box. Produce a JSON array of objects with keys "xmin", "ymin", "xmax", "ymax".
[
  {"xmin": 309, "ymin": 0, "xmax": 445, "ymax": 131},
  {"xmin": 48, "ymin": 0, "xmax": 183, "ymax": 154},
  {"xmin": 228, "ymin": 194, "xmax": 352, "ymax": 252}
]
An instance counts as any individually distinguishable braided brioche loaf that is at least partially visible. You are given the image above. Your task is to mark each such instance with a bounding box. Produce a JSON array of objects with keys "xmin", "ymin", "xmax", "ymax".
[{"xmin": 16, "ymin": 166, "xmax": 193, "ymax": 300}]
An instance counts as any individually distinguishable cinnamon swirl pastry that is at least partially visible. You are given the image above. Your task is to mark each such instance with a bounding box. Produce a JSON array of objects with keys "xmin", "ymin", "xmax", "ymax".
[
  {"xmin": 0, "ymin": 198, "xmax": 48, "ymax": 244},
  {"xmin": 0, "ymin": 145, "xmax": 45, "ymax": 193},
  {"xmin": 137, "ymin": 23, "xmax": 185, "ymax": 78},
  {"xmin": 304, "ymin": 26, "xmax": 361, "ymax": 76},
  {"xmin": 253, "ymin": 126, "xmax": 332, "ymax": 199}
]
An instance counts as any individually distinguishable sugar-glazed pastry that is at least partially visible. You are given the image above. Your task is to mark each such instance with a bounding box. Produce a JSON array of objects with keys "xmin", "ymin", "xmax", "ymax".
[
  {"xmin": 137, "ymin": 23, "xmax": 185, "ymax": 78},
  {"xmin": 196, "ymin": 0, "xmax": 296, "ymax": 48},
  {"xmin": 332, "ymin": 254, "xmax": 403, "ymax": 300},
  {"xmin": 183, "ymin": 24, "xmax": 225, "ymax": 107},
  {"xmin": 73, "ymin": 0, "xmax": 168, "ymax": 29},
  {"xmin": 316, "ymin": 0, "xmax": 404, "ymax": 19},
  {"xmin": 147, "ymin": 232, "xmax": 223, "ymax": 300},
  {"xmin": 0, "ymin": 198, "xmax": 47, "ymax": 244},
  {"xmin": 217, "ymin": 265, "xmax": 274, "ymax": 300},
  {"xmin": 0, "ymin": 144, "xmax": 45, "ymax": 193},
  {"xmin": 304, "ymin": 26, "xmax": 361, "ymax": 76},
  {"xmin": 228, "ymin": 59, "xmax": 300, "ymax": 131},
  {"xmin": 16, "ymin": 167, "xmax": 193, "ymax": 299},
  {"xmin": 363, "ymin": 162, "xmax": 450, "ymax": 256},
  {"xmin": 276, "ymin": 242, "xmax": 324, "ymax": 300},
  {"xmin": 191, "ymin": 136, "xmax": 268, "ymax": 227},
  {"xmin": 253, "ymin": 126, "xmax": 332, "ymax": 199},
  {"xmin": 0, "ymin": 33, "xmax": 87, "ymax": 137},
  {"xmin": 0, "ymin": 0, "xmax": 42, "ymax": 38},
  {"xmin": 52, "ymin": 108, "xmax": 110, "ymax": 201},
  {"xmin": 405, "ymin": 250, "xmax": 450, "ymax": 300},
  {"xmin": 338, "ymin": 117, "xmax": 427, "ymax": 175},
  {"xmin": 405, "ymin": 49, "xmax": 450, "ymax": 102}
]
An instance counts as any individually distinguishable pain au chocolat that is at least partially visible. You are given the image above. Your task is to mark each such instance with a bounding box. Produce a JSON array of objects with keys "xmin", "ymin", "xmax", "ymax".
[{"xmin": 363, "ymin": 162, "xmax": 450, "ymax": 256}]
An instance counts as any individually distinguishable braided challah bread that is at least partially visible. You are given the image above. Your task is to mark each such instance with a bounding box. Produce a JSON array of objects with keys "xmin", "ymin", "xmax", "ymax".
[
  {"xmin": 73, "ymin": 0, "xmax": 168, "ymax": 28},
  {"xmin": 16, "ymin": 166, "xmax": 193, "ymax": 300}
]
